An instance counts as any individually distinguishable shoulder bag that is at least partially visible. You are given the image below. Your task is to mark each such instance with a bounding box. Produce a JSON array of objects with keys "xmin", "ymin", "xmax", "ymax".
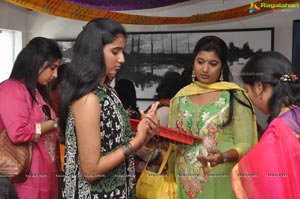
[
  {"xmin": 0, "ymin": 129, "xmax": 32, "ymax": 183},
  {"xmin": 136, "ymin": 143, "xmax": 178, "ymax": 199}
]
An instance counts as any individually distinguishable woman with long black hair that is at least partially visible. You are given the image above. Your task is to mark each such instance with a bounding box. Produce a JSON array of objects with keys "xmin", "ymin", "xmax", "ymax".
[
  {"xmin": 0, "ymin": 37, "xmax": 62, "ymax": 199},
  {"xmin": 59, "ymin": 18, "xmax": 160, "ymax": 198},
  {"xmin": 169, "ymin": 36, "xmax": 257, "ymax": 199}
]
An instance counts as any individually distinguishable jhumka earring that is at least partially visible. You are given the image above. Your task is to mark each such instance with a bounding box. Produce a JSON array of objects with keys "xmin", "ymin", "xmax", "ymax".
[
  {"xmin": 192, "ymin": 71, "xmax": 196, "ymax": 82},
  {"xmin": 219, "ymin": 71, "xmax": 224, "ymax": 81}
]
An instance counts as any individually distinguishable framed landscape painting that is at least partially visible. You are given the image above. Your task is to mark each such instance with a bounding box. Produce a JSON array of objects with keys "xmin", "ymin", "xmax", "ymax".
[
  {"xmin": 56, "ymin": 28, "xmax": 274, "ymax": 100},
  {"xmin": 116, "ymin": 28, "xmax": 274, "ymax": 100},
  {"xmin": 55, "ymin": 40, "xmax": 75, "ymax": 64}
]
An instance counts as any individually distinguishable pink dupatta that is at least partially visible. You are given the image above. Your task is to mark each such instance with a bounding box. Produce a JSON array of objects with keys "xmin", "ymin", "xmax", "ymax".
[{"xmin": 232, "ymin": 118, "xmax": 300, "ymax": 199}]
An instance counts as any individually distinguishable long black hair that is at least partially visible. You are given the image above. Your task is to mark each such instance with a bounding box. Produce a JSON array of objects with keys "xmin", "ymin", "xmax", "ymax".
[
  {"xmin": 241, "ymin": 51, "xmax": 300, "ymax": 123},
  {"xmin": 59, "ymin": 18, "xmax": 126, "ymax": 133},
  {"xmin": 9, "ymin": 37, "xmax": 62, "ymax": 104}
]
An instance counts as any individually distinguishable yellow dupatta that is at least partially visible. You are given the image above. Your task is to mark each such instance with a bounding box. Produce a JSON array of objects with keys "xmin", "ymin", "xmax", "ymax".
[{"xmin": 168, "ymin": 81, "xmax": 258, "ymax": 145}]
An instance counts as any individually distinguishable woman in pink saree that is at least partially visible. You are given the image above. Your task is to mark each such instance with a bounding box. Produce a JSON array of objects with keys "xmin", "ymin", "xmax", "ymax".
[{"xmin": 232, "ymin": 51, "xmax": 300, "ymax": 199}]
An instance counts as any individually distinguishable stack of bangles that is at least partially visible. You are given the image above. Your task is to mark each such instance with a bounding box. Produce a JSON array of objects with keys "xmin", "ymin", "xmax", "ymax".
[{"xmin": 123, "ymin": 142, "xmax": 134, "ymax": 158}]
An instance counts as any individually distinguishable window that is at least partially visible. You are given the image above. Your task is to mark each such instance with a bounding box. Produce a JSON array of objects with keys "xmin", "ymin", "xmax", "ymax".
[{"xmin": 0, "ymin": 29, "xmax": 22, "ymax": 82}]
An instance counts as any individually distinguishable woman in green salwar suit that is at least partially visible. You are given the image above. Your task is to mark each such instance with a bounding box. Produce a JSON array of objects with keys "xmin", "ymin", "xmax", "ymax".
[{"xmin": 169, "ymin": 36, "xmax": 257, "ymax": 199}]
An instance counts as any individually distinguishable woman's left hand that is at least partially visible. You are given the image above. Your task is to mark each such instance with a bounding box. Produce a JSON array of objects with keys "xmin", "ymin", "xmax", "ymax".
[
  {"xmin": 140, "ymin": 102, "xmax": 160, "ymax": 143},
  {"xmin": 196, "ymin": 149, "xmax": 224, "ymax": 167}
]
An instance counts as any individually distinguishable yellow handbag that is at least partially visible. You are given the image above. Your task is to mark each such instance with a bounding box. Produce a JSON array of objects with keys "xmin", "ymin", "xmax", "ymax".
[{"xmin": 136, "ymin": 143, "xmax": 178, "ymax": 199}]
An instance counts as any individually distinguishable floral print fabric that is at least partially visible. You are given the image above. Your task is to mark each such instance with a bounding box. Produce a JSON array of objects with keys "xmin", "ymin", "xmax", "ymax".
[
  {"xmin": 63, "ymin": 85, "xmax": 135, "ymax": 199},
  {"xmin": 175, "ymin": 91, "xmax": 229, "ymax": 198}
]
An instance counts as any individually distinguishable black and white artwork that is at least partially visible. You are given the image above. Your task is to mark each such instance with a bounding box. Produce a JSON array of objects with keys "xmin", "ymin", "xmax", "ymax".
[
  {"xmin": 56, "ymin": 40, "xmax": 75, "ymax": 64},
  {"xmin": 56, "ymin": 28, "xmax": 274, "ymax": 100},
  {"xmin": 117, "ymin": 28, "xmax": 274, "ymax": 100}
]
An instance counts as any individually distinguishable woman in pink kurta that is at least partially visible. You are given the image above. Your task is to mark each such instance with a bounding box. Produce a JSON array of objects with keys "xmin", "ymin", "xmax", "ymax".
[{"xmin": 0, "ymin": 37, "xmax": 62, "ymax": 199}]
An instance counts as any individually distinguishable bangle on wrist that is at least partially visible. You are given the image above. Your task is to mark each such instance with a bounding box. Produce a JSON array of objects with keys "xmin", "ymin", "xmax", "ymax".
[
  {"xmin": 123, "ymin": 142, "xmax": 134, "ymax": 158},
  {"xmin": 34, "ymin": 123, "xmax": 41, "ymax": 142},
  {"xmin": 222, "ymin": 153, "xmax": 229, "ymax": 163}
]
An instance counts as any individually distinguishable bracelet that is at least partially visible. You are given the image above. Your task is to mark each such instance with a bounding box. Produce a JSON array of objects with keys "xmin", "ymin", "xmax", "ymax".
[
  {"xmin": 222, "ymin": 153, "xmax": 229, "ymax": 163},
  {"xmin": 123, "ymin": 142, "xmax": 134, "ymax": 158},
  {"xmin": 34, "ymin": 123, "xmax": 42, "ymax": 142},
  {"xmin": 52, "ymin": 119, "xmax": 58, "ymax": 129}
]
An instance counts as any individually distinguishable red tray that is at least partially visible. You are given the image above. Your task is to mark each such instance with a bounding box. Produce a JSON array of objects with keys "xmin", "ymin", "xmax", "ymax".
[{"xmin": 129, "ymin": 119, "xmax": 202, "ymax": 145}]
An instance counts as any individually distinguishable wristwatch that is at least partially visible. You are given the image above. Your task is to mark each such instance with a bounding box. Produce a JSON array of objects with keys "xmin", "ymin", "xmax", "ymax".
[{"xmin": 52, "ymin": 119, "xmax": 58, "ymax": 128}]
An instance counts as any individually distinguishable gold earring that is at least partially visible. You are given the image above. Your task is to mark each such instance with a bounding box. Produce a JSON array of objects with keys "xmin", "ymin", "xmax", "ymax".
[
  {"xmin": 192, "ymin": 71, "xmax": 196, "ymax": 82},
  {"xmin": 219, "ymin": 71, "xmax": 224, "ymax": 81}
]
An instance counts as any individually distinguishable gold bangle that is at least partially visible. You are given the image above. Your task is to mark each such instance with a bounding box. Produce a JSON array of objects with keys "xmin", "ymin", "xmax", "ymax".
[{"xmin": 34, "ymin": 123, "xmax": 41, "ymax": 142}]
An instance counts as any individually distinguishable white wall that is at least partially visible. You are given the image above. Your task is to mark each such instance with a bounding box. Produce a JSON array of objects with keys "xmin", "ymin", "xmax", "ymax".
[
  {"xmin": 1, "ymin": 1, "xmax": 299, "ymax": 128},
  {"xmin": 0, "ymin": 29, "xmax": 22, "ymax": 82},
  {"xmin": 0, "ymin": 2, "xmax": 29, "ymax": 45}
]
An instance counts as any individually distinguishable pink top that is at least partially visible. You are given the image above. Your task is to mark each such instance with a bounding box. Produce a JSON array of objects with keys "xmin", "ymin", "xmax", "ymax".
[
  {"xmin": 232, "ymin": 117, "xmax": 300, "ymax": 199},
  {"xmin": 0, "ymin": 80, "xmax": 58, "ymax": 199}
]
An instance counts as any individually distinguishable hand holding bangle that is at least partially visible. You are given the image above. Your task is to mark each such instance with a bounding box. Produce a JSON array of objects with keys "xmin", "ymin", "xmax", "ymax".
[{"xmin": 197, "ymin": 149, "xmax": 225, "ymax": 167}]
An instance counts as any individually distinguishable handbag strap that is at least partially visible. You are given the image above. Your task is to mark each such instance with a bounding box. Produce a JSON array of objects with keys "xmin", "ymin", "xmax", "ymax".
[
  {"xmin": 142, "ymin": 143, "xmax": 175, "ymax": 175},
  {"xmin": 157, "ymin": 143, "xmax": 174, "ymax": 174}
]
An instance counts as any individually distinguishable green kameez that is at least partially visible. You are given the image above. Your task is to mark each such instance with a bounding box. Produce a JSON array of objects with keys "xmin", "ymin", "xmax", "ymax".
[{"xmin": 169, "ymin": 83, "xmax": 257, "ymax": 199}]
